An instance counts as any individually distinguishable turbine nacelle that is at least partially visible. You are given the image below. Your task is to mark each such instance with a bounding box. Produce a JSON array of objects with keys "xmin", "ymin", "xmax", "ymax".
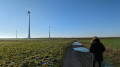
[{"xmin": 28, "ymin": 10, "xmax": 30, "ymax": 14}]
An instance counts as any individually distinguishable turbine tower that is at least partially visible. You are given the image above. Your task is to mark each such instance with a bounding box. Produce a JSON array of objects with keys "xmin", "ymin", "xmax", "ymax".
[
  {"xmin": 28, "ymin": 10, "xmax": 31, "ymax": 39},
  {"xmin": 49, "ymin": 26, "xmax": 50, "ymax": 38},
  {"xmin": 16, "ymin": 30, "xmax": 17, "ymax": 39}
]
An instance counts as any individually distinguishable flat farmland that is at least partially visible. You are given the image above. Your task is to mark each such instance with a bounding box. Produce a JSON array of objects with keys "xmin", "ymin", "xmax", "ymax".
[
  {"xmin": 0, "ymin": 38, "xmax": 119, "ymax": 67},
  {"xmin": 78, "ymin": 38, "xmax": 120, "ymax": 49},
  {"xmin": 0, "ymin": 38, "xmax": 73, "ymax": 67}
]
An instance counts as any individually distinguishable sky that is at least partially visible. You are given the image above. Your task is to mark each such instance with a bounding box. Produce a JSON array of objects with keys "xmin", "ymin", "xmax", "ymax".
[{"xmin": 0, "ymin": 0, "xmax": 120, "ymax": 38}]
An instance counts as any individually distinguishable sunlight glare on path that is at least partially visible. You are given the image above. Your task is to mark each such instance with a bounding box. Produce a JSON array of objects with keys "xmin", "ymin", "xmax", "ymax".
[
  {"xmin": 73, "ymin": 47, "xmax": 89, "ymax": 52},
  {"xmin": 72, "ymin": 42, "xmax": 82, "ymax": 45}
]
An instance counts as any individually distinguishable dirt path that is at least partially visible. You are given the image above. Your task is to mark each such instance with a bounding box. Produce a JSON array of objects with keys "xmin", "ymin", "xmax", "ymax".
[
  {"xmin": 61, "ymin": 42, "xmax": 112, "ymax": 67},
  {"xmin": 61, "ymin": 45, "xmax": 93, "ymax": 67}
]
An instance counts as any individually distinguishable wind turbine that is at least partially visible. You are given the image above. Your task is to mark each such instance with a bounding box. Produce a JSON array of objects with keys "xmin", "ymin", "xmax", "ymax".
[
  {"xmin": 49, "ymin": 26, "xmax": 50, "ymax": 38},
  {"xmin": 28, "ymin": 10, "xmax": 31, "ymax": 39},
  {"xmin": 16, "ymin": 30, "xmax": 17, "ymax": 39}
]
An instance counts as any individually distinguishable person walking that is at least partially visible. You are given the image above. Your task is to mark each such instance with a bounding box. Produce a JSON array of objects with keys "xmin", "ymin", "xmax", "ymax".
[{"xmin": 90, "ymin": 37, "xmax": 105, "ymax": 67}]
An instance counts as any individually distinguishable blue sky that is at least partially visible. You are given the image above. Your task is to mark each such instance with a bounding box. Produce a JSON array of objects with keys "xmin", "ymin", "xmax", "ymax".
[{"xmin": 0, "ymin": 0, "xmax": 120, "ymax": 38}]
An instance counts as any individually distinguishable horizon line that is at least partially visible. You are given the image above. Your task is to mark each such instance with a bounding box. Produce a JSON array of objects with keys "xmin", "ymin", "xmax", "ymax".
[{"xmin": 0, "ymin": 36, "xmax": 120, "ymax": 39}]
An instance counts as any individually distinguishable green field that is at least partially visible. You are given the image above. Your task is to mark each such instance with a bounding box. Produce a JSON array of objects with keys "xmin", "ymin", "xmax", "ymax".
[
  {"xmin": 77, "ymin": 38, "xmax": 120, "ymax": 49},
  {"xmin": 0, "ymin": 38, "xmax": 120, "ymax": 67},
  {"xmin": 0, "ymin": 38, "xmax": 73, "ymax": 67}
]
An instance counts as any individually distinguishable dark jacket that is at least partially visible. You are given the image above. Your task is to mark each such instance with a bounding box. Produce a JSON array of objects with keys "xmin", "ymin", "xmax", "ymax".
[{"xmin": 90, "ymin": 39, "xmax": 105, "ymax": 61}]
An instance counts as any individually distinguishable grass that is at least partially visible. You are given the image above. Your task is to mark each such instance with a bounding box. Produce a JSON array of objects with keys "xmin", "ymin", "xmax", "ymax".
[
  {"xmin": 0, "ymin": 38, "xmax": 73, "ymax": 67},
  {"xmin": 76, "ymin": 38, "xmax": 120, "ymax": 67}
]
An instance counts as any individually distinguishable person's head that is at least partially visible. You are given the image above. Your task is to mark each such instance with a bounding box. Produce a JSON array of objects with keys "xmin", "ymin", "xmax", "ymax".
[{"xmin": 91, "ymin": 36, "xmax": 100, "ymax": 43}]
